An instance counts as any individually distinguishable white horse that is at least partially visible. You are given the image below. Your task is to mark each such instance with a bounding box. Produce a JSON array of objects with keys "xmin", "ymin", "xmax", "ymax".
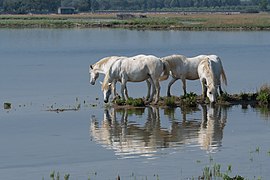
[
  {"xmin": 101, "ymin": 55, "xmax": 170, "ymax": 104},
  {"xmin": 160, "ymin": 54, "xmax": 207, "ymax": 97},
  {"xmin": 197, "ymin": 55, "xmax": 227, "ymax": 103},
  {"xmin": 89, "ymin": 55, "xmax": 152, "ymax": 99},
  {"xmin": 89, "ymin": 56, "xmax": 125, "ymax": 98}
]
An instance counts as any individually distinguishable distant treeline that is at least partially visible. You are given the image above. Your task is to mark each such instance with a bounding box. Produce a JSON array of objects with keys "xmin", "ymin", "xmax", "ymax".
[{"xmin": 0, "ymin": 0, "xmax": 268, "ymax": 14}]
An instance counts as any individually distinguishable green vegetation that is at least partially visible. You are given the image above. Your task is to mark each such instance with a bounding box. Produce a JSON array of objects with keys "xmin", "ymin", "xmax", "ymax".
[
  {"xmin": 1, "ymin": 0, "xmax": 268, "ymax": 14},
  {"xmin": 257, "ymin": 84, "xmax": 270, "ymax": 106},
  {"xmin": 114, "ymin": 97, "xmax": 145, "ymax": 107},
  {"xmin": 164, "ymin": 96, "xmax": 177, "ymax": 107},
  {"xmin": 181, "ymin": 92, "xmax": 198, "ymax": 107},
  {"xmin": 1, "ymin": 13, "xmax": 270, "ymax": 30},
  {"xmin": 109, "ymin": 84, "xmax": 270, "ymax": 109},
  {"xmin": 49, "ymin": 171, "xmax": 70, "ymax": 180}
]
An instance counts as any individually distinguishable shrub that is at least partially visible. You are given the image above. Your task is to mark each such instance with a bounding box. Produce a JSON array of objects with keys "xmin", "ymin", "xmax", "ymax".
[{"xmin": 257, "ymin": 84, "xmax": 270, "ymax": 106}]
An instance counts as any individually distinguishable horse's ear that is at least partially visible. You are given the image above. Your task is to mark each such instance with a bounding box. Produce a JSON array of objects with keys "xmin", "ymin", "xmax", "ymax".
[
  {"xmin": 208, "ymin": 58, "xmax": 211, "ymax": 64},
  {"xmin": 90, "ymin": 65, "xmax": 93, "ymax": 69}
]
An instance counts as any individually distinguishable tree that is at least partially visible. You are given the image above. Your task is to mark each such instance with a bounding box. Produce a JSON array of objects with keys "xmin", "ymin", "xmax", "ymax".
[
  {"xmin": 259, "ymin": 0, "xmax": 268, "ymax": 10},
  {"xmin": 170, "ymin": 0, "xmax": 179, "ymax": 7}
]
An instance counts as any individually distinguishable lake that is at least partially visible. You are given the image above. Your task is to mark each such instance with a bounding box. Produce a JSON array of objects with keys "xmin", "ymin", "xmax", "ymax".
[{"xmin": 0, "ymin": 29, "xmax": 270, "ymax": 180}]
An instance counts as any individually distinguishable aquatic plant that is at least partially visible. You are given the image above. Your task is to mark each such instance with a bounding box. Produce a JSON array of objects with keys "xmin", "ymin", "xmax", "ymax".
[
  {"xmin": 164, "ymin": 96, "xmax": 177, "ymax": 107},
  {"xmin": 113, "ymin": 98, "xmax": 126, "ymax": 106},
  {"xmin": 113, "ymin": 97, "xmax": 145, "ymax": 106},
  {"xmin": 126, "ymin": 97, "xmax": 145, "ymax": 107},
  {"xmin": 49, "ymin": 171, "xmax": 70, "ymax": 180},
  {"xmin": 181, "ymin": 92, "xmax": 197, "ymax": 107},
  {"xmin": 131, "ymin": 98, "xmax": 145, "ymax": 107},
  {"xmin": 257, "ymin": 86, "xmax": 270, "ymax": 106},
  {"xmin": 218, "ymin": 92, "xmax": 234, "ymax": 102}
]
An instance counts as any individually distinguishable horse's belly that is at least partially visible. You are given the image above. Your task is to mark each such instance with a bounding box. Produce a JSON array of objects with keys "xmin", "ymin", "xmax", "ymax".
[
  {"xmin": 127, "ymin": 73, "xmax": 148, "ymax": 82},
  {"xmin": 186, "ymin": 73, "xmax": 199, "ymax": 80}
]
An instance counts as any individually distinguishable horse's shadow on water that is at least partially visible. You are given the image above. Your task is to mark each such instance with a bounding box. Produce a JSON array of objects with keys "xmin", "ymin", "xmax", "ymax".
[{"xmin": 90, "ymin": 105, "xmax": 228, "ymax": 158}]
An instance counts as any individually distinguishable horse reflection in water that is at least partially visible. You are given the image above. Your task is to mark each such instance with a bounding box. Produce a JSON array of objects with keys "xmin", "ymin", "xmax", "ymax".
[
  {"xmin": 90, "ymin": 105, "xmax": 227, "ymax": 159},
  {"xmin": 198, "ymin": 105, "xmax": 227, "ymax": 153}
]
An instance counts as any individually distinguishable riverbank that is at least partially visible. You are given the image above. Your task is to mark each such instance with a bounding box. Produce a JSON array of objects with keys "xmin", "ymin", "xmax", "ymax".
[{"xmin": 1, "ymin": 12, "xmax": 270, "ymax": 30}]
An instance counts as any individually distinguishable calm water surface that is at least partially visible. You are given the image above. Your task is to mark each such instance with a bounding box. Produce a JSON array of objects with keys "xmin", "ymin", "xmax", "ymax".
[{"xmin": 0, "ymin": 29, "xmax": 270, "ymax": 179}]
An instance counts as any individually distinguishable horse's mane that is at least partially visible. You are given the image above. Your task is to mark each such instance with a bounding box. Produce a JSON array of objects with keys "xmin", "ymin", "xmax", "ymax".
[
  {"xmin": 161, "ymin": 54, "xmax": 186, "ymax": 67},
  {"xmin": 201, "ymin": 57, "xmax": 215, "ymax": 86},
  {"xmin": 93, "ymin": 56, "xmax": 115, "ymax": 70},
  {"xmin": 102, "ymin": 71, "xmax": 110, "ymax": 91}
]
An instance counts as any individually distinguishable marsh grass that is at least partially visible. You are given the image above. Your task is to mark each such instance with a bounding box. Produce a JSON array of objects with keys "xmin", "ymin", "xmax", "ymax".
[
  {"xmin": 201, "ymin": 161, "xmax": 245, "ymax": 180},
  {"xmin": 1, "ymin": 13, "xmax": 270, "ymax": 30}
]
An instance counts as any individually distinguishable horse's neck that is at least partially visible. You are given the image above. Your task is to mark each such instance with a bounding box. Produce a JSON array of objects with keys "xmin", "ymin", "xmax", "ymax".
[{"xmin": 94, "ymin": 62, "xmax": 111, "ymax": 74}]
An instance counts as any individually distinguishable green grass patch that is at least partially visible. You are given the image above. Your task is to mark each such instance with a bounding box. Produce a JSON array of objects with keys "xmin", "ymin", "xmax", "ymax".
[
  {"xmin": 114, "ymin": 97, "xmax": 145, "ymax": 107},
  {"xmin": 257, "ymin": 84, "xmax": 270, "ymax": 106},
  {"xmin": 164, "ymin": 96, "xmax": 177, "ymax": 107},
  {"xmin": 181, "ymin": 92, "xmax": 198, "ymax": 107}
]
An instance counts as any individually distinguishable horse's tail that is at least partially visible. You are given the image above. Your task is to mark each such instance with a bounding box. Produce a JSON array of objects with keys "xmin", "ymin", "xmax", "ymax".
[
  {"xmin": 159, "ymin": 59, "xmax": 170, "ymax": 81},
  {"xmin": 220, "ymin": 62, "xmax": 227, "ymax": 86}
]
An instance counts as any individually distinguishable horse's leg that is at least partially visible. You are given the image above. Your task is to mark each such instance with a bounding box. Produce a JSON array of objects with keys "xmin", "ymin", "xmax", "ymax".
[
  {"xmin": 153, "ymin": 79, "xmax": 160, "ymax": 104},
  {"xmin": 219, "ymin": 86, "xmax": 224, "ymax": 95},
  {"xmin": 146, "ymin": 79, "xmax": 151, "ymax": 100},
  {"xmin": 167, "ymin": 78, "xmax": 178, "ymax": 97},
  {"xmin": 146, "ymin": 78, "xmax": 155, "ymax": 104},
  {"xmin": 124, "ymin": 85, "xmax": 129, "ymax": 100},
  {"xmin": 217, "ymin": 78, "xmax": 224, "ymax": 95},
  {"xmin": 182, "ymin": 78, "xmax": 187, "ymax": 95},
  {"xmin": 112, "ymin": 80, "xmax": 118, "ymax": 100},
  {"xmin": 121, "ymin": 80, "xmax": 127, "ymax": 101}
]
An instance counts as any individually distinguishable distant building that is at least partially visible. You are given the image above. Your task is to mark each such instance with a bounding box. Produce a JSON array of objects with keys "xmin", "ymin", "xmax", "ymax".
[{"xmin": 58, "ymin": 7, "xmax": 75, "ymax": 14}]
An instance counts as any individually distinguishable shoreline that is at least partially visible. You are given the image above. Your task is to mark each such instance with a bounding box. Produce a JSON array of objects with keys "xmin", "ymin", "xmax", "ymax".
[{"xmin": 0, "ymin": 13, "xmax": 270, "ymax": 30}]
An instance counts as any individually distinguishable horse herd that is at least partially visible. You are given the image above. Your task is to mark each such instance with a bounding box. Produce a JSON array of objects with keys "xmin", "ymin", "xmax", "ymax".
[{"xmin": 89, "ymin": 54, "xmax": 227, "ymax": 104}]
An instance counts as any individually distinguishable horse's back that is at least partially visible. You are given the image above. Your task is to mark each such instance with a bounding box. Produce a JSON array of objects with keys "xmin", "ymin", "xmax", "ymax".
[{"xmin": 114, "ymin": 55, "xmax": 163, "ymax": 81}]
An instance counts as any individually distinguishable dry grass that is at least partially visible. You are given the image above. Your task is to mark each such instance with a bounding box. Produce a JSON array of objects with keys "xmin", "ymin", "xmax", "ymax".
[{"xmin": 1, "ymin": 12, "xmax": 270, "ymax": 30}]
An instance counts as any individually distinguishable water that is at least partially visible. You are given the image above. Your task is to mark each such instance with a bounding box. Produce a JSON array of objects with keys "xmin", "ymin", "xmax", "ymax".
[{"xmin": 0, "ymin": 29, "xmax": 270, "ymax": 179}]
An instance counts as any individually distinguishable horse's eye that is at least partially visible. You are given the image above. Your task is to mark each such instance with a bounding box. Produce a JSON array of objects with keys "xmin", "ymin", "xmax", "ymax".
[{"xmin": 209, "ymin": 92, "xmax": 212, "ymax": 94}]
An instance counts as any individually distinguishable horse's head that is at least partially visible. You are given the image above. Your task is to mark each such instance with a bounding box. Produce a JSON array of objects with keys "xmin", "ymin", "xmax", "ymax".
[
  {"xmin": 101, "ymin": 81, "xmax": 112, "ymax": 103},
  {"xmin": 206, "ymin": 84, "xmax": 218, "ymax": 103},
  {"xmin": 89, "ymin": 65, "xmax": 99, "ymax": 85}
]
